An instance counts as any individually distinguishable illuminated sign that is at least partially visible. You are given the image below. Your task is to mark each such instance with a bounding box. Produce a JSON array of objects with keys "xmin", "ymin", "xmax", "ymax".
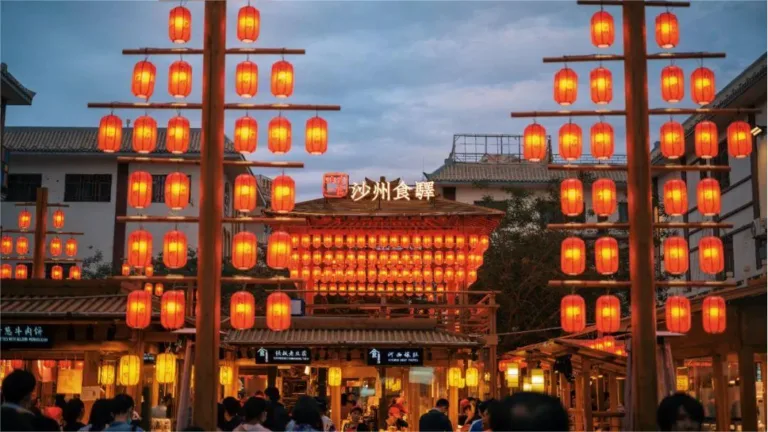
[
  {"xmin": 350, "ymin": 178, "xmax": 435, "ymax": 202},
  {"xmin": 323, "ymin": 173, "xmax": 349, "ymax": 198},
  {"xmin": 0, "ymin": 325, "xmax": 53, "ymax": 349},
  {"xmin": 255, "ymin": 347, "xmax": 312, "ymax": 364},
  {"xmin": 367, "ymin": 348, "xmax": 424, "ymax": 366}
]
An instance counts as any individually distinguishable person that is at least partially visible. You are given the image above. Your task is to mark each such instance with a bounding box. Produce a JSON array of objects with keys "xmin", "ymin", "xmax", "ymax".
[
  {"xmin": 264, "ymin": 387, "xmax": 289, "ymax": 432},
  {"xmin": 458, "ymin": 399, "xmax": 471, "ymax": 427},
  {"xmin": 502, "ymin": 392, "xmax": 569, "ymax": 431},
  {"xmin": 63, "ymin": 398, "xmax": 87, "ymax": 431},
  {"xmin": 343, "ymin": 406, "xmax": 369, "ymax": 432},
  {"xmin": 469, "ymin": 399, "xmax": 495, "ymax": 432},
  {"xmin": 105, "ymin": 394, "xmax": 144, "ymax": 431},
  {"xmin": 219, "ymin": 396, "xmax": 244, "ymax": 431},
  {"xmin": 55, "ymin": 394, "xmax": 68, "ymax": 411},
  {"xmin": 418, "ymin": 398, "xmax": 452, "ymax": 432},
  {"xmin": 234, "ymin": 397, "xmax": 270, "ymax": 432},
  {"xmin": 315, "ymin": 398, "xmax": 336, "ymax": 432},
  {"xmin": 385, "ymin": 406, "xmax": 408, "ymax": 431},
  {"xmin": 657, "ymin": 393, "xmax": 705, "ymax": 431},
  {"xmin": 79, "ymin": 399, "xmax": 114, "ymax": 431},
  {"xmin": 254, "ymin": 390, "xmax": 265, "ymax": 399},
  {"xmin": 1, "ymin": 369, "xmax": 38, "ymax": 430},
  {"xmin": 285, "ymin": 395, "xmax": 323, "ymax": 432}
]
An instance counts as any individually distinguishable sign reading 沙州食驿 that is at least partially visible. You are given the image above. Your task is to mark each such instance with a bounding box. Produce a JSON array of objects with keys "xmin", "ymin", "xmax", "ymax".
[
  {"xmin": 366, "ymin": 348, "xmax": 424, "ymax": 366},
  {"xmin": 349, "ymin": 178, "xmax": 435, "ymax": 202},
  {"xmin": 255, "ymin": 347, "xmax": 311, "ymax": 364},
  {"xmin": 0, "ymin": 325, "xmax": 53, "ymax": 349}
]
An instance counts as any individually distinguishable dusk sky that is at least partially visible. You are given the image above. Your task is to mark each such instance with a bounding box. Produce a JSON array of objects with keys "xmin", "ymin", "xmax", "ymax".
[{"xmin": 2, "ymin": 1, "xmax": 766, "ymax": 199}]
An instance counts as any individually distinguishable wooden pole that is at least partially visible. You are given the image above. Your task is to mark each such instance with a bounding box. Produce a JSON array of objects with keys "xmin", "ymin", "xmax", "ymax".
[
  {"xmin": 738, "ymin": 345, "xmax": 757, "ymax": 431},
  {"xmin": 712, "ymin": 353, "xmax": 730, "ymax": 432},
  {"xmin": 82, "ymin": 351, "xmax": 100, "ymax": 423},
  {"xmin": 489, "ymin": 295, "xmax": 499, "ymax": 399},
  {"xmin": 582, "ymin": 358, "xmax": 594, "ymax": 432},
  {"xmin": 32, "ymin": 187, "xmax": 48, "ymax": 278},
  {"xmin": 193, "ymin": 0, "xmax": 226, "ymax": 429}
]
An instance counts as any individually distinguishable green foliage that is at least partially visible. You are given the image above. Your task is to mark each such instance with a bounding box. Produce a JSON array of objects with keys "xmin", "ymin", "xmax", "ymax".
[{"xmin": 81, "ymin": 250, "xmax": 113, "ymax": 279}]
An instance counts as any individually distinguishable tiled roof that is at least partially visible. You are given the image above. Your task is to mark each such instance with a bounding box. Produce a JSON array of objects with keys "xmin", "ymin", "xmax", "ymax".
[
  {"xmin": 1, "ymin": 63, "xmax": 36, "ymax": 105},
  {"xmin": 281, "ymin": 196, "xmax": 506, "ymax": 217},
  {"xmin": 3, "ymin": 127, "xmax": 238, "ymax": 155},
  {"xmin": 425, "ymin": 161, "xmax": 628, "ymax": 184},
  {"xmin": 1, "ymin": 294, "xmax": 132, "ymax": 318},
  {"xmin": 226, "ymin": 328, "xmax": 483, "ymax": 347}
]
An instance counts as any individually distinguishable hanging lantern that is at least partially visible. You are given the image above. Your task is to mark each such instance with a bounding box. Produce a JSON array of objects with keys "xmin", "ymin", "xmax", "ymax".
[
  {"xmin": 554, "ymin": 67, "xmax": 578, "ymax": 106},
  {"xmin": 699, "ymin": 236, "xmax": 724, "ymax": 274},
  {"xmin": 727, "ymin": 121, "xmax": 753, "ymax": 158},
  {"xmin": 268, "ymin": 116, "xmax": 292, "ymax": 154},
  {"xmin": 42, "ymin": 360, "xmax": 57, "ymax": 369},
  {"xmin": 676, "ymin": 367, "xmax": 689, "ymax": 392},
  {"xmin": 165, "ymin": 172, "xmax": 190, "ymax": 211},
  {"xmin": 592, "ymin": 178, "xmax": 617, "ymax": 216},
  {"xmin": 561, "ymin": 237, "xmax": 586, "ymax": 275},
  {"xmin": 154, "ymin": 283, "xmax": 164, "ymax": 296},
  {"xmin": 1, "ymin": 236, "xmax": 11, "ymax": 255},
  {"xmin": 267, "ymin": 231, "xmax": 292, "ymax": 269},
  {"xmin": 702, "ymin": 295, "xmax": 726, "ymax": 334},
  {"xmin": 234, "ymin": 174, "xmax": 258, "ymax": 213},
  {"xmin": 595, "ymin": 237, "xmax": 619, "ymax": 275},
  {"xmin": 168, "ymin": 5, "xmax": 191, "ymax": 43},
  {"xmin": 232, "ymin": 232, "xmax": 258, "ymax": 270},
  {"xmin": 447, "ymin": 367, "xmax": 462, "ymax": 388},
  {"xmin": 98, "ymin": 114, "xmax": 123, "ymax": 152},
  {"xmin": 505, "ymin": 363, "xmax": 520, "ymax": 387},
  {"xmin": 133, "ymin": 115, "xmax": 158, "ymax": 153},
  {"xmin": 1, "ymin": 264, "xmax": 12, "ymax": 279},
  {"xmin": 590, "ymin": 10, "xmax": 614, "ymax": 48},
  {"xmin": 660, "ymin": 65, "xmax": 684, "ymax": 103},
  {"xmin": 127, "ymin": 230, "xmax": 153, "ymax": 268},
  {"xmin": 10, "ymin": 360, "xmax": 23, "ymax": 370},
  {"xmin": 165, "ymin": 115, "xmax": 190, "ymax": 154},
  {"xmin": 118, "ymin": 355, "xmax": 141, "ymax": 386},
  {"xmin": 665, "ymin": 295, "xmax": 691, "ymax": 333},
  {"xmin": 559, "ymin": 122, "xmax": 583, "ymax": 161},
  {"xmin": 465, "ymin": 367, "xmax": 479, "ymax": 387},
  {"xmin": 530, "ymin": 369, "xmax": 545, "ymax": 393},
  {"xmin": 15, "ymin": 264, "xmax": 28, "ymax": 280},
  {"xmin": 234, "ymin": 116, "xmax": 258, "ymax": 154},
  {"xmin": 660, "ymin": 121, "xmax": 684, "ymax": 159},
  {"xmin": 442, "ymin": 234, "xmax": 452, "ymax": 249},
  {"xmin": 52, "ymin": 210, "xmax": 65, "ymax": 230},
  {"xmin": 266, "ymin": 292, "xmax": 291, "ymax": 331},
  {"xmin": 596, "ymin": 294, "xmax": 621, "ymax": 333},
  {"xmin": 126, "ymin": 290, "xmax": 152, "ymax": 329},
  {"xmin": 51, "ymin": 265, "xmax": 63, "ymax": 280},
  {"xmin": 128, "ymin": 171, "xmax": 153, "ymax": 209},
  {"xmin": 156, "ymin": 353, "xmax": 177, "ymax": 384},
  {"xmin": 237, "ymin": 5, "xmax": 260, "ymax": 42},
  {"xmin": 327, "ymin": 366, "xmax": 343, "ymax": 387},
  {"xmin": 560, "ymin": 179, "xmax": 584, "ymax": 216},
  {"xmin": 145, "ymin": 282, "xmax": 154, "ymax": 293},
  {"xmin": 663, "ymin": 236, "xmax": 689, "ymax": 275},
  {"xmin": 235, "ymin": 61, "xmax": 258, "ymax": 98},
  {"xmin": 523, "ymin": 123, "xmax": 547, "ymax": 162},
  {"xmin": 271, "ymin": 175, "xmax": 295, "ymax": 213},
  {"xmin": 168, "ymin": 60, "xmax": 192, "ymax": 99},
  {"xmin": 271, "ymin": 60, "xmax": 294, "ymax": 98},
  {"xmin": 590, "ymin": 121, "xmax": 615, "ymax": 160},
  {"xmin": 590, "ymin": 67, "xmax": 612, "ymax": 105},
  {"xmin": 561, "ymin": 294, "xmax": 586, "ymax": 333},
  {"xmin": 16, "ymin": 237, "xmax": 29, "ymax": 256},
  {"xmin": 655, "ymin": 11, "xmax": 679, "ymax": 49},
  {"xmin": 65, "ymin": 238, "xmax": 78, "ymax": 257},
  {"xmin": 131, "ymin": 60, "xmax": 156, "ymax": 100},
  {"xmin": 663, "ymin": 179, "xmax": 687, "ymax": 216},
  {"xmin": 695, "ymin": 121, "xmax": 718, "ymax": 158},
  {"xmin": 163, "ymin": 230, "xmax": 188, "ymax": 269},
  {"xmin": 49, "ymin": 237, "xmax": 62, "ymax": 257},
  {"xmin": 306, "ymin": 116, "xmax": 328, "ymax": 155},
  {"xmin": 697, "ymin": 178, "xmax": 721, "ymax": 216},
  {"xmin": 230, "ymin": 291, "xmax": 256, "ymax": 330},
  {"xmin": 220, "ymin": 363, "xmax": 233, "ymax": 385},
  {"xmin": 691, "ymin": 67, "xmax": 715, "ymax": 105},
  {"xmin": 69, "ymin": 266, "xmax": 82, "ymax": 280},
  {"xmin": 18, "ymin": 210, "xmax": 31, "ymax": 231},
  {"xmin": 96, "ymin": 364, "xmax": 115, "ymax": 385},
  {"xmin": 161, "ymin": 290, "xmax": 185, "ymax": 330}
]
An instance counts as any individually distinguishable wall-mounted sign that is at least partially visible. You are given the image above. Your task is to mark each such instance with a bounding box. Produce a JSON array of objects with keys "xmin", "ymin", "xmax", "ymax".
[
  {"xmin": 323, "ymin": 173, "xmax": 349, "ymax": 198},
  {"xmin": 367, "ymin": 348, "xmax": 424, "ymax": 366},
  {"xmin": 0, "ymin": 325, "xmax": 53, "ymax": 349},
  {"xmin": 143, "ymin": 353, "xmax": 156, "ymax": 364},
  {"xmin": 255, "ymin": 347, "xmax": 311, "ymax": 365},
  {"xmin": 350, "ymin": 178, "xmax": 435, "ymax": 202}
]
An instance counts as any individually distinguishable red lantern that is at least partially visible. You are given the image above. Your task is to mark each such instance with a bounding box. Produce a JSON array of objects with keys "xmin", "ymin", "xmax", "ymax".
[
  {"xmin": 272, "ymin": 175, "xmax": 295, "ymax": 213},
  {"xmin": 10, "ymin": 360, "xmax": 23, "ymax": 370},
  {"xmin": 168, "ymin": 6, "xmax": 191, "ymax": 44},
  {"xmin": 166, "ymin": 116, "xmax": 190, "ymax": 154},
  {"xmin": 592, "ymin": 178, "xmax": 617, "ymax": 216},
  {"xmin": 591, "ymin": 10, "xmax": 614, "ymax": 48},
  {"xmin": 68, "ymin": 266, "xmax": 82, "ymax": 280},
  {"xmin": 128, "ymin": 171, "xmax": 152, "ymax": 209},
  {"xmin": 697, "ymin": 178, "xmax": 721, "ymax": 216},
  {"xmin": 702, "ymin": 295, "xmax": 726, "ymax": 334},
  {"xmin": 18, "ymin": 210, "xmax": 31, "ymax": 231},
  {"xmin": 98, "ymin": 114, "xmax": 123, "ymax": 153},
  {"xmin": 50, "ymin": 237, "xmax": 62, "ymax": 257},
  {"xmin": 699, "ymin": 236, "xmax": 724, "ymax": 274},
  {"xmin": 131, "ymin": 60, "xmax": 156, "ymax": 100},
  {"xmin": 267, "ymin": 231, "xmax": 292, "ymax": 269},
  {"xmin": 691, "ymin": 67, "xmax": 715, "ymax": 105},
  {"xmin": 127, "ymin": 230, "xmax": 153, "ymax": 268},
  {"xmin": 234, "ymin": 174, "xmax": 258, "ymax": 213},
  {"xmin": 230, "ymin": 291, "xmax": 256, "ymax": 330},
  {"xmin": 554, "ymin": 67, "xmax": 577, "ymax": 106},
  {"xmin": 52, "ymin": 210, "xmax": 65, "ymax": 230},
  {"xmin": 561, "ymin": 237, "xmax": 586, "ymax": 275},
  {"xmin": 15, "ymin": 264, "xmax": 27, "ymax": 280},
  {"xmin": 590, "ymin": 67, "xmax": 612, "ymax": 105},
  {"xmin": 655, "ymin": 12, "xmax": 679, "ymax": 49},
  {"xmin": 234, "ymin": 116, "xmax": 258, "ymax": 154},
  {"xmin": 561, "ymin": 294, "xmax": 586, "ymax": 333},
  {"xmin": 1, "ymin": 236, "xmax": 12, "ymax": 255},
  {"xmin": 232, "ymin": 232, "xmax": 258, "ymax": 270},
  {"xmin": 590, "ymin": 122, "xmax": 614, "ymax": 160},
  {"xmin": 663, "ymin": 236, "xmax": 689, "ymax": 275},
  {"xmin": 235, "ymin": 61, "xmax": 258, "ymax": 98},
  {"xmin": 727, "ymin": 121, "xmax": 753, "ymax": 158},
  {"xmin": 42, "ymin": 360, "xmax": 57, "ymax": 369},
  {"xmin": 523, "ymin": 123, "xmax": 547, "ymax": 162},
  {"xmin": 126, "ymin": 290, "xmax": 152, "ymax": 329},
  {"xmin": 165, "ymin": 172, "xmax": 190, "ymax": 211},
  {"xmin": 660, "ymin": 65, "xmax": 684, "ymax": 103},
  {"xmin": 666, "ymin": 295, "xmax": 691, "ymax": 333},
  {"xmin": 560, "ymin": 179, "xmax": 584, "ymax": 216},
  {"xmin": 596, "ymin": 294, "xmax": 620, "ymax": 333},
  {"xmin": 559, "ymin": 123, "xmax": 582, "ymax": 161},
  {"xmin": 121, "ymin": 263, "xmax": 131, "ymax": 276},
  {"xmin": 145, "ymin": 266, "xmax": 154, "ymax": 277},
  {"xmin": 15, "ymin": 237, "xmax": 29, "ymax": 256},
  {"xmin": 1, "ymin": 264, "xmax": 11, "ymax": 279},
  {"xmin": 271, "ymin": 60, "xmax": 294, "ymax": 98},
  {"xmin": 163, "ymin": 230, "xmax": 188, "ymax": 269},
  {"xmin": 663, "ymin": 179, "xmax": 687, "ymax": 216},
  {"xmin": 268, "ymin": 116, "xmax": 292, "ymax": 154},
  {"xmin": 132, "ymin": 116, "xmax": 157, "ymax": 153},
  {"xmin": 237, "ymin": 5, "xmax": 260, "ymax": 43},
  {"xmin": 168, "ymin": 60, "xmax": 192, "ymax": 99},
  {"xmin": 695, "ymin": 121, "xmax": 718, "ymax": 158},
  {"xmin": 595, "ymin": 236, "xmax": 619, "ymax": 275},
  {"xmin": 161, "ymin": 290, "xmax": 185, "ymax": 330},
  {"xmin": 660, "ymin": 121, "xmax": 684, "ymax": 159},
  {"xmin": 65, "ymin": 238, "xmax": 78, "ymax": 257},
  {"xmin": 266, "ymin": 292, "xmax": 291, "ymax": 331},
  {"xmin": 306, "ymin": 116, "xmax": 328, "ymax": 155},
  {"xmin": 57, "ymin": 360, "xmax": 72, "ymax": 369}
]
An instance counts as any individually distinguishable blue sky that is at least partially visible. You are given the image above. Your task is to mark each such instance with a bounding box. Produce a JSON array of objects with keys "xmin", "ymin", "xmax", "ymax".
[{"xmin": 2, "ymin": 1, "xmax": 766, "ymax": 199}]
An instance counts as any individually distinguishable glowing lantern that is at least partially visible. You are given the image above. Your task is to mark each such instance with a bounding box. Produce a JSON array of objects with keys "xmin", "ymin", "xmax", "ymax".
[
  {"xmin": 1, "ymin": 236, "xmax": 11, "ymax": 255},
  {"xmin": 65, "ymin": 238, "xmax": 78, "ymax": 257},
  {"xmin": 220, "ymin": 363, "xmax": 233, "ymax": 385},
  {"xmin": 466, "ymin": 367, "xmax": 479, "ymax": 387},
  {"xmin": 164, "ymin": 115, "xmax": 190, "ymax": 154},
  {"xmin": 560, "ymin": 179, "xmax": 584, "ymax": 216},
  {"xmin": 128, "ymin": 171, "xmax": 152, "ymax": 209},
  {"xmin": 306, "ymin": 116, "xmax": 328, "ymax": 155},
  {"xmin": 58, "ymin": 360, "xmax": 72, "ymax": 370},
  {"xmin": 591, "ymin": 10, "xmax": 614, "ymax": 48},
  {"xmin": 230, "ymin": 291, "xmax": 256, "ymax": 330},
  {"xmin": 591, "ymin": 122, "xmax": 614, "ymax": 160},
  {"xmin": 1, "ymin": 264, "xmax": 11, "ymax": 279},
  {"xmin": 697, "ymin": 178, "xmax": 721, "ymax": 216},
  {"xmin": 168, "ymin": 6, "xmax": 191, "ymax": 43},
  {"xmin": 699, "ymin": 236, "xmax": 724, "ymax": 274},
  {"xmin": 266, "ymin": 292, "xmax": 291, "ymax": 331},
  {"xmin": 232, "ymin": 232, "xmax": 258, "ymax": 270},
  {"xmin": 237, "ymin": 5, "xmax": 260, "ymax": 43},
  {"xmin": 676, "ymin": 367, "xmax": 689, "ymax": 392},
  {"xmin": 554, "ymin": 67, "xmax": 577, "ymax": 106},
  {"xmin": 661, "ymin": 65, "xmax": 684, "ymax": 103},
  {"xmin": 16, "ymin": 237, "xmax": 29, "ymax": 256},
  {"xmin": 523, "ymin": 123, "xmax": 547, "ymax": 162},
  {"xmin": 695, "ymin": 121, "xmax": 718, "ymax": 158},
  {"xmin": 15, "ymin": 264, "xmax": 28, "ymax": 280},
  {"xmin": 655, "ymin": 12, "xmax": 679, "ymax": 49},
  {"xmin": 596, "ymin": 294, "xmax": 620, "ymax": 333},
  {"xmin": 234, "ymin": 174, "xmax": 258, "ymax": 212},
  {"xmin": 595, "ymin": 237, "xmax": 619, "ymax": 275},
  {"xmin": 126, "ymin": 290, "xmax": 152, "ymax": 329},
  {"xmin": 505, "ymin": 363, "xmax": 520, "ymax": 387},
  {"xmin": 559, "ymin": 123, "xmax": 583, "ymax": 161},
  {"xmin": 423, "ymin": 234, "xmax": 433, "ymax": 249},
  {"xmin": 165, "ymin": 172, "xmax": 190, "ymax": 211},
  {"xmin": 52, "ymin": 210, "xmax": 65, "ymax": 229},
  {"xmin": 40, "ymin": 360, "xmax": 57, "ymax": 369},
  {"xmin": 10, "ymin": 360, "xmax": 23, "ymax": 370},
  {"xmin": 665, "ymin": 295, "xmax": 691, "ymax": 333},
  {"xmin": 561, "ymin": 237, "xmax": 586, "ymax": 275},
  {"xmin": 727, "ymin": 121, "xmax": 753, "ymax": 158},
  {"xmin": 267, "ymin": 231, "xmax": 292, "ymax": 269},
  {"xmin": 154, "ymin": 283, "xmax": 164, "ymax": 297},
  {"xmin": 530, "ymin": 369, "xmax": 545, "ymax": 393},
  {"xmin": 271, "ymin": 60, "xmax": 294, "ymax": 98},
  {"xmin": 127, "ymin": 230, "xmax": 153, "ymax": 268},
  {"xmin": 442, "ymin": 235, "xmax": 451, "ymax": 249},
  {"xmin": 145, "ymin": 283, "xmax": 153, "ymax": 293},
  {"xmin": 660, "ymin": 121, "xmax": 684, "ymax": 159},
  {"xmin": 168, "ymin": 60, "xmax": 192, "ymax": 99},
  {"xmin": 18, "ymin": 210, "xmax": 31, "ymax": 231},
  {"xmin": 234, "ymin": 116, "xmax": 258, "ymax": 154},
  {"xmin": 131, "ymin": 60, "xmax": 156, "ymax": 100},
  {"xmin": 448, "ymin": 367, "xmax": 462, "ymax": 388},
  {"xmin": 467, "ymin": 269, "xmax": 478, "ymax": 285},
  {"xmin": 663, "ymin": 179, "xmax": 687, "ymax": 216},
  {"xmin": 50, "ymin": 265, "xmax": 63, "ymax": 280},
  {"xmin": 132, "ymin": 116, "xmax": 158, "ymax": 153},
  {"xmin": 592, "ymin": 178, "xmax": 616, "ymax": 216},
  {"xmin": 328, "ymin": 367, "xmax": 342, "ymax": 387},
  {"xmin": 691, "ymin": 67, "xmax": 715, "ymax": 105},
  {"xmin": 160, "ymin": 290, "xmax": 185, "ymax": 330},
  {"xmin": 163, "ymin": 230, "xmax": 188, "ymax": 269},
  {"xmin": 98, "ymin": 114, "xmax": 123, "ymax": 152},
  {"xmin": 702, "ymin": 295, "xmax": 726, "ymax": 334},
  {"xmin": 69, "ymin": 266, "xmax": 81, "ymax": 280},
  {"xmin": 118, "ymin": 355, "xmax": 141, "ymax": 386},
  {"xmin": 156, "ymin": 353, "xmax": 177, "ymax": 384},
  {"xmin": 663, "ymin": 236, "xmax": 689, "ymax": 275},
  {"xmin": 49, "ymin": 237, "xmax": 62, "ymax": 257},
  {"xmin": 590, "ymin": 67, "xmax": 612, "ymax": 104},
  {"xmin": 272, "ymin": 175, "xmax": 295, "ymax": 213},
  {"xmin": 235, "ymin": 61, "xmax": 258, "ymax": 98},
  {"xmin": 561, "ymin": 294, "xmax": 586, "ymax": 333},
  {"xmin": 268, "ymin": 116, "xmax": 292, "ymax": 154}
]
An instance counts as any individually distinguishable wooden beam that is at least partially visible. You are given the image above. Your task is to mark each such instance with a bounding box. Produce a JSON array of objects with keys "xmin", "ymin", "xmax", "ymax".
[
  {"xmin": 122, "ymin": 47, "xmax": 306, "ymax": 55},
  {"xmin": 712, "ymin": 353, "xmax": 730, "ymax": 432},
  {"xmin": 582, "ymin": 357, "xmax": 594, "ymax": 431},
  {"xmin": 739, "ymin": 307, "xmax": 758, "ymax": 432}
]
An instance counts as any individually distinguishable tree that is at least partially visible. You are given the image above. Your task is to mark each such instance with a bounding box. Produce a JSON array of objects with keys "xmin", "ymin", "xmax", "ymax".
[{"xmin": 82, "ymin": 250, "xmax": 113, "ymax": 279}]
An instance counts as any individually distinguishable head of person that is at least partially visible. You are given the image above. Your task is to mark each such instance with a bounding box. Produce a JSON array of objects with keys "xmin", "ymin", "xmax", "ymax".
[
  {"xmin": 222, "ymin": 397, "xmax": 241, "ymax": 421},
  {"xmin": 87, "ymin": 399, "xmax": 114, "ymax": 431},
  {"xmin": 315, "ymin": 398, "xmax": 329, "ymax": 416},
  {"xmin": 1, "ymin": 369, "xmax": 37, "ymax": 408},
  {"xmin": 243, "ymin": 397, "xmax": 268, "ymax": 424},
  {"xmin": 291, "ymin": 395, "xmax": 322, "ymax": 429},
  {"xmin": 63, "ymin": 398, "xmax": 86, "ymax": 425},
  {"xmin": 111, "ymin": 394, "xmax": 135, "ymax": 421},
  {"xmin": 478, "ymin": 399, "xmax": 497, "ymax": 429},
  {"xmin": 264, "ymin": 387, "xmax": 281, "ymax": 403},
  {"xmin": 657, "ymin": 393, "xmax": 705, "ymax": 431},
  {"xmin": 502, "ymin": 392, "xmax": 569, "ymax": 431},
  {"xmin": 254, "ymin": 390, "xmax": 265, "ymax": 399},
  {"xmin": 435, "ymin": 398, "xmax": 449, "ymax": 414},
  {"xmin": 350, "ymin": 406, "xmax": 363, "ymax": 423}
]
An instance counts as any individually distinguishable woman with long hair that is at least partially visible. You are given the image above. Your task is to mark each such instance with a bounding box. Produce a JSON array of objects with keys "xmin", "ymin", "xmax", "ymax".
[
  {"xmin": 78, "ymin": 399, "xmax": 113, "ymax": 431},
  {"xmin": 285, "ymin": 396, "xmax": 323, "ymax": 432}
]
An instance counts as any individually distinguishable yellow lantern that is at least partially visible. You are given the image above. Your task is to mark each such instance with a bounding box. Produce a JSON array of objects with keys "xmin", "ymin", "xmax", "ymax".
[
  {"xmin": 118, "ymin": 355, "xmax": 141, "ymax": 386},
  {"xmin": 465, "ymin": 367, "xmax": 479, "ymax": 387},
  {"xmin": 328, "ymin": 367, "xmax": 342, "ymax": 387},
  {"xmin": 447, "ymin": 367, "xmax": 462, "ymax": 388},
  {"xmin": 530, "ymin": 368, "xmax": 545, "ymax": 392},
  {"xmin": 523, "ymin": 377, "xmax": 532, "ymax": 392},
  {"xmin": 676, "ymin": 367, "xmax": 689, "ymax": 392},
  {"xmin": 506, "ymin": 363, "xmax": 520, "ymax": 387},
  {"xmin": 156, "ymin": 353, "xmax": 177, "ymax": 384},
  {"xmin": 98, "ymin": 364, "xmax": 115, "ymax": 385},
  {"xmin": 220, "ymin": 363, "xmax": 234, "ymax": 385}
]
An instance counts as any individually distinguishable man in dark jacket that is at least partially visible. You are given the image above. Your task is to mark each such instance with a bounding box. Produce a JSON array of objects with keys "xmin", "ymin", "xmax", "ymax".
[
  {"xmin": 419, "ymin": 399, "xmax": 453, "ymax": 432},
  {"xmin": 263, "ymin": 387, "xmax": 289, "ymax": 432}
]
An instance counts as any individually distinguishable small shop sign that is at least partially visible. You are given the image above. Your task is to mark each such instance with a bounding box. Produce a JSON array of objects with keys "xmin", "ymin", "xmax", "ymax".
[
  {"xmin": 367, "ymin": 348, "xmax": 424, "ymax": 366},
  {"xmin": 0, "ymin": 325, "xmax": 53, "ymax": 349},
  {"xmin": 255, "ymin": 347, "xmax": 311, "ymax": 364}
]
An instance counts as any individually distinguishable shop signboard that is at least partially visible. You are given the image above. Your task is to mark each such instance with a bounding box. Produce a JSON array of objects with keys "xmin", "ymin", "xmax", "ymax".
[
  {"xmin": 366, "ymin": 348, "xmax": 424, "ymax": 366},
  {"xmin": 255, "ymin": 347, "xmax": 311, "ymax": 364},
  {"xmin": 0, "ymin": 324, "xmax": 53, "ymax": 349}
]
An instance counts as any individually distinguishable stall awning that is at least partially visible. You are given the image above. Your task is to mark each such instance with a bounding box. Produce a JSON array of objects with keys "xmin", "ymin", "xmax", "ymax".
[
  {"xmin": 226, "ymin": 328, "xmax": 483, "ymax": 347},
  {"xmin": 1, "ymin": 294, "xmax": 130, "ymax": 318}
]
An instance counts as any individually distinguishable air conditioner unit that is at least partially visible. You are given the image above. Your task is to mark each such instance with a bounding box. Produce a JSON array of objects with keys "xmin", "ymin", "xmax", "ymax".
[{"xmin": 751, "ymin": 217, "xmax": 767, "ymax": 238}]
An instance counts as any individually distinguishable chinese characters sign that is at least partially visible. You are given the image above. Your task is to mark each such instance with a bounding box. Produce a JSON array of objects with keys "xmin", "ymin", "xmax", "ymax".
[
  {"xmin": 366, "ymin": 348, "xmax": 424, "ymax": 366},
  {"xmin": 350, "ymin": 178, "xmax": 435, "ymax": 202},
  {"xmin": 0, "ymin": 325, "xmax": 52, "ymax": 349},
  {"xmin": 255, "ymin": 347, "xmax": 312, "ymax": 364},
  {"xmin": 323, "ymin": 172, "xmax": 349, "ymax": 198}
]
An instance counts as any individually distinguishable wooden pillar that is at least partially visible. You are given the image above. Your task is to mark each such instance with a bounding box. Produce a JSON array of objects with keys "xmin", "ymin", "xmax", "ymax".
[
  {"xmin": 267, "ymin": 367, "xmax": 277, "ymax": 388},
  {"xmin": 377, "ymin": 367, "xmax": 387, "ymax": 431},
  {"xmin": 82, "ymin": 351, "xmax": 100, "ymax": 423},
  {"xmin": 449, "ymin": 385, "xmax": 459, "ymax": 428},
  {"xmin": 609, "ymin": 373, "xmax": 620, "ymax": 431},
  {"xmin": 223, "ymin": 353, "xmax": 238, "ymax": 398},
  {"xmin": 126, "ymin": 331, "xmax": 145, "ymax": 401},
  {"xmin": 489, "ymin": 295, "xmax": 499, "ymax": 399},
  {"xmin": 330, "ymin": 369, "xmax": 342, "ymax": 428},
  {"xmin": 32, "ymin": 187, "xmax": 48, "ymax": 278},
  {"xmin": 582, "ymin": 359, "xmax": 593, "ymax": 432},
  {"xmin": 712, "ymin": 353, "xmax": 730, "ymax": 432},
  {"xmin": 738, "ymin": 345, "xmax": 757, "ymax": 432},
  {"xmin": 176, "ymin": 342, "xmax": 194, "ymax": 431},
  {"xmin": 559, "ymin": 372, "xmax": 567, "ymax": 405}
]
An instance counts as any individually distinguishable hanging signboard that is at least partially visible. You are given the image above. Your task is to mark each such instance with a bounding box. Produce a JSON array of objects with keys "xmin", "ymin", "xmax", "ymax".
[
  {"xmin": 366, "ymin": 348, "xmax": 424, "ymax": 366},
  {"xmin": 349, "ymin": 178, "xmax": 435, "ymax": 202},
  {"xmin": 255, "ymin": 347, "xmax": 312, "ymax": 364},
  {"xmin": 0, "ymin": 325, "xmax": 53, "ymax": 349}
]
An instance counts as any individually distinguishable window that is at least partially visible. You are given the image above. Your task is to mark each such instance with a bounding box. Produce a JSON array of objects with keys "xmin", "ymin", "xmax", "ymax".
[
  {"xmin": 443, "ymin": 187, "xmax": 456, "ymax": 201},
  {"xmin": 5, "ymin": 174, "xmax": 42, "ymax": 202},
  {"xmin": 712, "ymin": 139, "xmax": 730, "ymax": 189},
  {"xmin": 618, "ymin": 202, "xmax": 629, "ymax": 223},
  {"xmin": 64, "ymin": 174, "xmax": 112, "ymax": 202},
  {"xmin": 151, "ymin": 174, "xmax": 192, "ymax": 204},
  {"xmin": 723, "ymin": 235, "xmax": 735, "ymax": 277}
]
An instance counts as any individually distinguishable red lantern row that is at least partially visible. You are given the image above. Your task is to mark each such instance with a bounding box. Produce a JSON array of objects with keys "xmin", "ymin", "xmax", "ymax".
[
  {"xmin": 128, "ymin": 171, "xmax": 190, "ymax": 210},
  {"xmin": 561, "ymin": 294, "xmax": 622, "ymax": 333},
  {"xmin": 301, "ymin": 266, "xmax": 476, "ymax": 285},
  {"xmin": 234, "ymin": 60, "xmax": 295, "ymax": 99},
  {"xmin": 560, "ymin": 178, "xmax": 618, "ymax": 217},
  {"xmin": 561, "ymin": 236, "xmax": 619, "ymax": 276},
  {"xmin": 662, "ymin": 235, "xmax": 724, "ymax": 275},
  {"xmin": 233, "ymin": 115, "xmax": 328, "ymax": 155},
  {"xmin": 1, "ymin": 236, "xmax": 29, "ymax": 256},
  {"xmin": 525, "ymin": 121, "xmax": 615, "ymax": 162},
  {"xmin": 313, "ymin": 283, "xmax": 455, "ymax": 297},
  {"xmin": 168, "ymin": 5, "xmax": 262, "ymax": 45},
  {"xmin": 290, "ymin": 250, "xmax": 480, "ymax": 268},
  {"xmin": 97, "ymin": 114, "xmax": 192, "ymax": 154},
  {"xmin": 662, "ymin": 178, "xmax": 721, "ymax": 216},
  {"xmin": 290, "ymin": 232, "xmax": 488, "ymax": 252},
  {"xmin": 589, "ymin": 10, "xmax": 679, "ymax": 50},
  {"xmin": 127, "ymin": 288, "xmax": 187, "ymax": 330},
  {"xmin": 131, "ymin": 60, "xmax": 193, "ymax": 100},
  {"xmin": 660, "ymin": 65, "xmax": 715, "ymax": 105},
  {"xmin": 665, "ymin": 295, "xmax": 725, "ymax": 334}
]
